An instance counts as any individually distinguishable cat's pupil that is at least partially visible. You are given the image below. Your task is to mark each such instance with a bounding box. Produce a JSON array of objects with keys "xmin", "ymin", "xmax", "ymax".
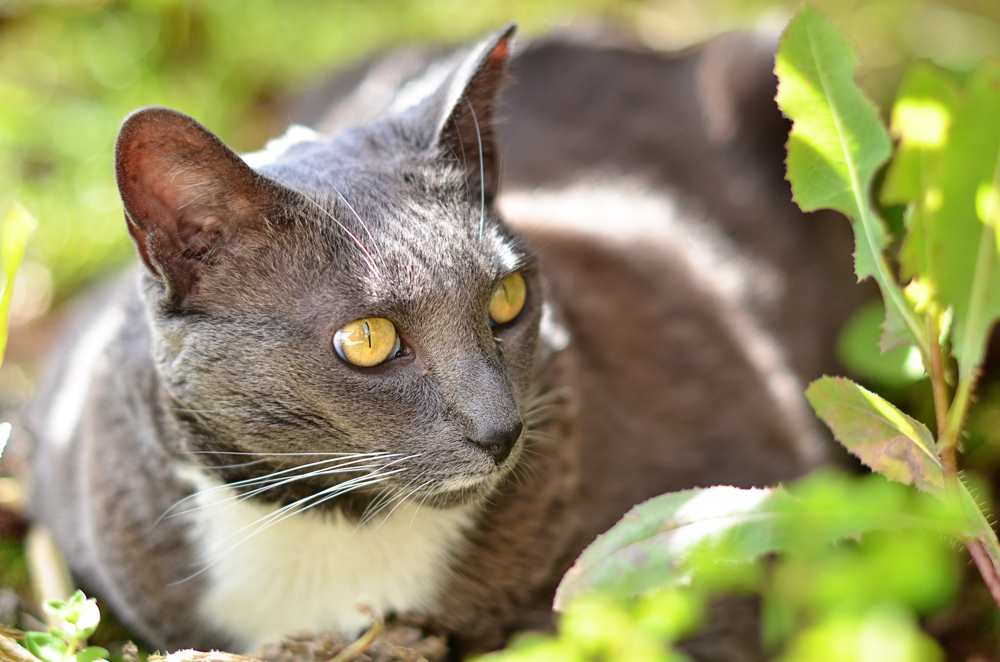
[{"xmin": 333, "ymin": 317, "xmax": 399, "ymax": 367}]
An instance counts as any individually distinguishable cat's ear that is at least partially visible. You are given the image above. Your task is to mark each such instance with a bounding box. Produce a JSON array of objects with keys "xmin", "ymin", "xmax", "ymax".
[
  {"xmin": 436, "ymin": 24, "xmax": 516, "ymax": 204},
  {"xmin": 115, "ymin": 107, "xmax": 276, "ymax": 307}
]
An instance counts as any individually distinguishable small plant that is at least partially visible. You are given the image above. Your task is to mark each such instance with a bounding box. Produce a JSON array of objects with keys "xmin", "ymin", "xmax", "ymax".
[
  {"xmin": 778, "ymin": 6, "xmax": 1000, "ymax": 603},
  {"xmin": 22, "ymin": 593, "xmax": 108, "ymax": 662}
]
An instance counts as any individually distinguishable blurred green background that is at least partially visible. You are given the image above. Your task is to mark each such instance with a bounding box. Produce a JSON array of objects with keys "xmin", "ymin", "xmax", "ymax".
[{"xmin": 2, "ymin": 0, "xmax": 999, "ymax": 323}]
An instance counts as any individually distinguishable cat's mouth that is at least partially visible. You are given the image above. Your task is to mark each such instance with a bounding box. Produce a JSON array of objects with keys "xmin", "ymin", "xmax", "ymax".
[
  {"xmin": 406, "ymin": 473, "xmax": 503, "ymax": 508},
  {"xmin": 385, "ymin": 439, "xmax": 524, "ymax": 508}
]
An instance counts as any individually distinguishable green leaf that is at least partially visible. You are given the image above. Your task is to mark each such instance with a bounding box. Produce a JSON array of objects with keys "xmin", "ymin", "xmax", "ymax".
[
  {"xmin": 71, "ymin": 599, "xmax": 101, "ymax": 639},
  {"xmin": 0, "ymin": 202, "xmax": 36, "ymax": 373},
  {"xmin": 554, "ymin": 486, "xmax": 785, "ymax": 609},
  {"xmin": 805, "ymin": 376, "xmax": 943, "ymax": 496},
  {"xmin": 882, "ymin": 63, "xmax": 959, "ymax": 296},
  {"xmin": 775, "ymin": 8, "xmax": 923, "ymax": 354},
  {"xmin": 776, "ymin": 8, "xmax": 891, "ymax": 223},
  {"xmin": 24, "ymin": 633, "xmax": 68, "ymax": 662},
  {"xmin": 46, "ymin": 590, "xmax": 101, "ymax": 639},
  {"xmin": 553, "ymin": 474, "xmax": 968, "ymax": 608},
  {"xmin": 75, "ymin": 647, "xmax": 109, "ymax": 662},
  {"xmin": 915, "ymin": 60, "xmax": 1000, "ymax": 379},
  {"xmin": 881, "ymin": 63, "xmax": 959, "ymax": 207}
]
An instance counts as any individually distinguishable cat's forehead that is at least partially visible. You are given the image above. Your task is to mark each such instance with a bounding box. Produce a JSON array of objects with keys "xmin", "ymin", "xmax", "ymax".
[{"xmin": 245, "ymin": 126, "xmax": 526, "ymax": 299}]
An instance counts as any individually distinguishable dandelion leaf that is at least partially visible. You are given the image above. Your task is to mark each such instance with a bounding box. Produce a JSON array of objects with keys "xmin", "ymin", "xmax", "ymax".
[{"xmin": 806, "ymin": 376, "xmax": 943, "ymax": 496}]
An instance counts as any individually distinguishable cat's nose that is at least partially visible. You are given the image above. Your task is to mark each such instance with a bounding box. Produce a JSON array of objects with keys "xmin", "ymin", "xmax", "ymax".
[{"xmin": 471, "ymin": 419, "xmax": 523, "ymax": 464}]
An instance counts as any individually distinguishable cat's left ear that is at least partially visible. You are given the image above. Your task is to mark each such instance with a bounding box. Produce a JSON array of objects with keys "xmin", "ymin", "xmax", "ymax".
[
  {"xmin": 115, "ymin": 107, "xmax": 281, "ymax": 308},
  {"xmin": 435, "ymin": 24, "xmax": 516, "ymax": 204}
]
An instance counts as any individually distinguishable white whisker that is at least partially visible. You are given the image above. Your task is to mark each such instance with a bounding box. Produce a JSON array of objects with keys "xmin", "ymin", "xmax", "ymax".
[
  {"xmin": 187, "ymin": 451, "xmax": 401, "ymax": 457},
  {"xmin": 370, "ymin": 480, "xmax": 432, "ymax": 534},
  {"xmin": 163, "ymin": 453, "xmax": 403, "ymax": 521},
  {"xmin": 190, "ymin": 452, "xmax": 422, "ymax": 567},
  {"xmin": 192, "ymin": 469, "xmax": 407, "ymax": 571},
  {"xmin": 358, "ymin": 470, "xmax": 428, "ymax": 529},
  {"xmin": 332, "ymin": 184, "xmax": 387, "ymax": 272},
  {"xmin": 281, "ymin": 181, "xmax": 381, "ymax": 278},
  {"xmin": 466, "ymin": 98, "xmax": 486, "ymax": 238}
]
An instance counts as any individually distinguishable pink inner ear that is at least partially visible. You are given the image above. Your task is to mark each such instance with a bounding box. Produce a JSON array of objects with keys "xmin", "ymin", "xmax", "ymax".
[
  {"xmin": 487, "ymin": 38, "xmax": 509, "ymax": 65},
  {"xmin": 115, "ymin": 106, "xmax": 267, "ymax": 304},
  {"xmin": 124, "ymin": 134, "xmax": 246, "ymax": 255},
  {"xmin": 144, "ymin": 154, "xmax": 218, "ymax": 232}
]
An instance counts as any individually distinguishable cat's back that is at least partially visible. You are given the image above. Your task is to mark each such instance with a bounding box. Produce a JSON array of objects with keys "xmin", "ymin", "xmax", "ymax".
[{"xmin": 503, "ymin": 29, "xmax": 863, "ymax": 523}]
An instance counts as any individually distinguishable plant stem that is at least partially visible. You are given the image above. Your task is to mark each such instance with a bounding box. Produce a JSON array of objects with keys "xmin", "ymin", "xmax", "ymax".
[
  {"xmin": 968, "ymin": 538, "xmax": 1000, "ymax": 609},
  {"xmin": 939, "ymin": 375, "xmax": 974, "ymax": 477},
  {"xmin": 927, "ymin": 325, "xmax": 950, "ymax": 440},
  {"xmin": 62, "ymin": 636, "xmax": 77, "ymax": 662},
  {"xmin": 329, "ymin": 619, "xmax": 384, "ymax": 662}
]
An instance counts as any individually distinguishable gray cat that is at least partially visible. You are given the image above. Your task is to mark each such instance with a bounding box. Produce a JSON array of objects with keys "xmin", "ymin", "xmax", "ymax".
[{"xmin": 28, "ymin": 25, "xmax": 862, "ymax": 659}]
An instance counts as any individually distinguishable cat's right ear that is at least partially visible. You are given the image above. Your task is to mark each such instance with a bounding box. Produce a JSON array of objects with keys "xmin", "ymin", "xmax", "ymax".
[
  {"xmin": 115, "ymin": 107, "xmax": 274, "ymax": 307},
  {"xmin": 433, "ymin": 24, "xmax": 516, "ymax": 205}
]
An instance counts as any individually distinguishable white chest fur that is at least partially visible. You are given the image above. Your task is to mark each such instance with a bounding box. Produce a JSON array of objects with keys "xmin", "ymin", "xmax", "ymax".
[{"xmin": 176, "ymin": 467, "xmax": 477, "ymax": 652}]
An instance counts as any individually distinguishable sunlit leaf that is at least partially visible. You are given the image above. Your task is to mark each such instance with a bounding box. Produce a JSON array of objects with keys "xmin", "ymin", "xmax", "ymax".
[
  {"xmin": 882, "ymin": 63, "xmax": 958, "ymax": 205},
  {"xmin": 553, "ymin": 474, "xmax": 968, "ymax": 608},
  {"xmin": 0, "ymin": 202, "xmax": 37, "ymax": 371},
  {"xmin": 76, "ymin": 647, "xmax": 109, "ymax": 662},
  {"xmin": 805, "ymin": 376, "xmax": 943, "ymax": 496},
  {"xmin": 881, "ymin": 63, "xmax": 959, "ymax": 296},
  {"xmin": 777, "ymin": 606, "xmax": 944, "ymax": 662},
  {"xmin": 915, "ymin": 60, "xmax": 1000, "ymax": 379},
  {"xmin": 776, "ymin": 8, "xmax": 891, "ymax": 223},
  {"xmin": 24, "ymin": 633, "xmax": 67, "ymax": 662},
  {"xmin": 775, "ymin": 8, "xmax": 922, "ymax": 353},
  {"xmin": 554, "ymin": 486, "xmax": 784, "ymax": 609}
]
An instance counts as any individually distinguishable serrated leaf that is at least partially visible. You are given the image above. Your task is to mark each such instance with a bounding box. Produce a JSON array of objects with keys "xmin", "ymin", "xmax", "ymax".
[
  {"xmin": 775, "ymin": 8, "xmax": 891, "ymax": 255},
  {"xmin": 775, "ymin": 8, "xmax": 923, "ymax": 355},
  {"xmin": 806, "ymin": 376, "xmax": 943, "ymax": 495},
  {"xmin": 879, "ymin": 299, "xmax": 913, "ymax": 352},
  {"xmin": 24, "ymin": 633, "xmax": 67, "ymax": 662}
]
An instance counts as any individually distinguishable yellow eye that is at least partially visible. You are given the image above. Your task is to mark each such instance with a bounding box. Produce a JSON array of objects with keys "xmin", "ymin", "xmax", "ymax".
[
  {"xmin": 489, "ymin": 273, "xmax": 526, "ymax": 325},
  {"xmin": 333, "ymin": 318, "xmax": 400, "ymax": 367}
]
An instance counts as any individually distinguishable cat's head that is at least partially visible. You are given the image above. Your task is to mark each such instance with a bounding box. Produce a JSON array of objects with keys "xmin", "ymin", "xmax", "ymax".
[{"xmin": 114, "ymin": 26, "xmax": 543, "ymax": 514}]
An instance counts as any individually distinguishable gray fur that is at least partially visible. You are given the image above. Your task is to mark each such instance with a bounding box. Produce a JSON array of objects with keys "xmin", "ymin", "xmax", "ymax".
[{"xmin": 29, "ymin": 26, "xmax": 864, "ymax": 659}]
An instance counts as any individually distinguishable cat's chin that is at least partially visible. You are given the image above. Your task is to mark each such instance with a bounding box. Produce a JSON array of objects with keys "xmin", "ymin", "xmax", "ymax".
[
  {"xmin": 410, "ymin": 472, "xmax": 505, "ymax": 509},
  {"xmin": 394, "ymin": 439, "xmax": 524, "ymax": 508}
]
